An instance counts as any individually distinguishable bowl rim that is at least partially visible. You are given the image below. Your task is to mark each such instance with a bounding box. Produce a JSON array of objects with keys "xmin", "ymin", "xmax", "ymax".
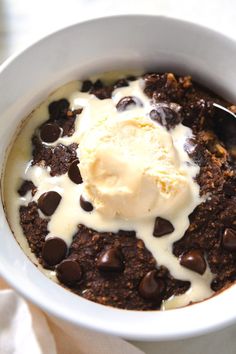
[{"xmin": 1, "ymin": 14, "xmax": 236, "ymax": 341}]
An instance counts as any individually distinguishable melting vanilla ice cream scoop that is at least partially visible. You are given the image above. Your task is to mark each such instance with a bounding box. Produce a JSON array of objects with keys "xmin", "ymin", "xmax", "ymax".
[{"xmin": 79, "ymin": 114, "xmax": 192, "ymax": 219}]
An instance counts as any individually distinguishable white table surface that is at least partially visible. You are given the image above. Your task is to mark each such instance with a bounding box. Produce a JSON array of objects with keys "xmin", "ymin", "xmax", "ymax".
[{"xmin": 1, "ymin": 0, "xmax": 236, "ymax": 353}]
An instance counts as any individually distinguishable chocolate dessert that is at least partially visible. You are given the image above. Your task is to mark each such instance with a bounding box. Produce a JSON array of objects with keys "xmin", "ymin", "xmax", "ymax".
[{"xmin": 5, "ymin": 72, "xmax": 236, "ymax": 310}]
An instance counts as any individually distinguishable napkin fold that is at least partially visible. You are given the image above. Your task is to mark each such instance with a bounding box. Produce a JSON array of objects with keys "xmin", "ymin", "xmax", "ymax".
[
  {"xmin": 0, "ymin": 289, "xmax": 56, "ymax": 354},
  {"xmin": 0, "ymin": 280, "xmax": 144, "ymax": 354}
]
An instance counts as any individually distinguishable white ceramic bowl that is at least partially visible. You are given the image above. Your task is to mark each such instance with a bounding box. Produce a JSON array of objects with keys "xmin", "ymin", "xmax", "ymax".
[{"xmin": 1, "ymin": 15, "xmax": 236, "ymax": 341}]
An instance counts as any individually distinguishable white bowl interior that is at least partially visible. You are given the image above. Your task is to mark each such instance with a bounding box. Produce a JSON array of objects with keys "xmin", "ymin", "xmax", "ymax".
[{"xmin": 1, "ymin": 15, "xmax": 236, "ymax": 340}]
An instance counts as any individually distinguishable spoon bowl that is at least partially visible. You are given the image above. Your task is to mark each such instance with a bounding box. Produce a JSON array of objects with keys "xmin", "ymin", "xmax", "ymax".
[{"xmin": 213, "ymin": 103, "xmax": 236, "ymax": 148}]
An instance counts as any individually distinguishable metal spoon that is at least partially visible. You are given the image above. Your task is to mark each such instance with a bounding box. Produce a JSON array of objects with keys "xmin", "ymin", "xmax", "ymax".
[{"xmin": 213, "ymin": 103, "xmax": 236, "ymax": 147}]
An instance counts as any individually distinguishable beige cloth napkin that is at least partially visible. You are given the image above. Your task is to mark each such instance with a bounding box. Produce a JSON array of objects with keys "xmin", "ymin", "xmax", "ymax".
[{"xmin": 0, "ymin": 278, "xmax": 144, "ymax": 354}]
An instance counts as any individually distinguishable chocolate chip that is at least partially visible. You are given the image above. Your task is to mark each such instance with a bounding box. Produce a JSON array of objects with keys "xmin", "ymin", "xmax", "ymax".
[
  {"xmin": 40, "ymin": 123, "xmax": 61, "ymax": 143},
  {"xmin": 180, "ymin": 249, "xmax": 206, "ymax": 275},
  {"xmin": 138, "ymin": 270, "xmax": 165, "ymax": 300},
  {"xmin": 97, "ymin": 248, "xmax": 124, "ymax": 272},
  {"xmin": 222, "ymin": 228, "xmax": 236, "ymax": 251},
  {"xmin": 48, "ymin": 99, "xmax": 70, "ymax": 119},
  {"xmin": 38, "ymin": 191, "xmax": 62, "ymax": 216},
  {"xmin": 42, "ymin": 237, "xmax": 67, "ymax": 266},
  {"xmin": 68, "ymin": 160, "xmax": 83, "ymax": 184},
  {"xmin": 116, "ymin": 96, "xmax": 143, "ymax": 112},
  {"xmin": 80, "ymin": 195, "xmax": 93, "ymax": 212},
  {"xmin": 150, "ymin": 105, "xmax": 180, "ymax": 129},
  {"xmin": 91, "ymin": 87, "xmax": 113, "ymax": 100},
  {"xmin": 81, "ymin": 80, "xmax": 93, "ymax": 92},
  {"xmin": 153, "ymin": 217, "xmax": 174, "ymax": 237},
  {"xmin": 18, "ymin": 180, "xmax": 36, "ymax": 197},
  {"xmin": 211, "ymin": 278, "xmax": 219, "ymax": 291},
  {"xmin": 56, "ymin": 258, "xmax": 82, "ymax": 286},
  {"xmin": 88, "ymin": 79, "xmax": 112, "ymax": 100}
]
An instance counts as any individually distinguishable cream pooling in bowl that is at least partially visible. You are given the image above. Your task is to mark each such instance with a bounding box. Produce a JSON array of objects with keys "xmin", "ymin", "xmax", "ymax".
[{"xmin": 5, "ymin": 75, "xmax": 214, "ymax": 310}]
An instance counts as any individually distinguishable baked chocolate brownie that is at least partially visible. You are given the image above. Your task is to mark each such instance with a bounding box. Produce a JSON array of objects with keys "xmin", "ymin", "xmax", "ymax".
[{"xmin": 15, "ymin": 72, "xmax": 236, "ymax": 310}]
